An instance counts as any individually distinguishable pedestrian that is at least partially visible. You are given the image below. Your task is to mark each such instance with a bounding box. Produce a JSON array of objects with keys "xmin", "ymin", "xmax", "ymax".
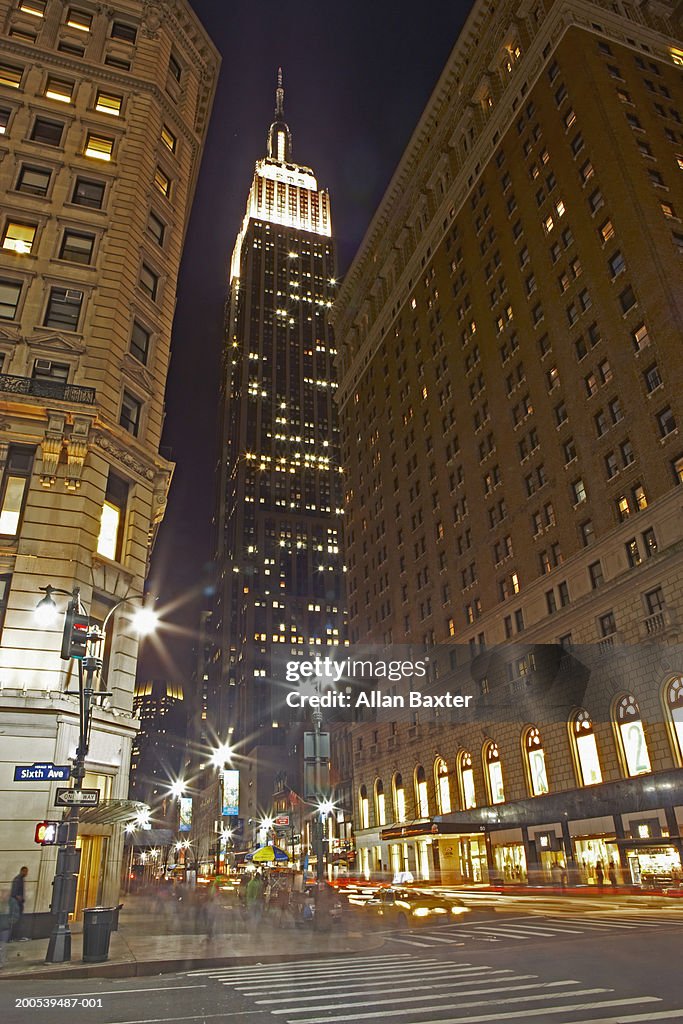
[
  {"xmin": 595, "ymin": 860, "xmax": 604, "ymax": 888},
  {"xmin": 9, "ymin": 867, "xmax": 28, "ymax": 941},
  {"xmin": 550, "ymin": 862, "xmax": 562, "ymax": 887},
  {"xmin": 245, "ymin": 871, "xmax": 264, "ymax": 930},
  {"xmin": 608, "ymin": 862, "xmax": 618, "ymax": 887},
  {"xmin": 0, "ymin": 889, "xmax": 13, "ymax": 966}
]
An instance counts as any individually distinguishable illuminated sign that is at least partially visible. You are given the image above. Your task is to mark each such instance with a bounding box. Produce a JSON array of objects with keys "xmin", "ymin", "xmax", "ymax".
[
  {"xmin": 222, "ymin": 769, "xmax": 239, "ymax": 817},
  {"xmin": 179, "ymin": 797, "xmax": 192, "ymax": 832}
]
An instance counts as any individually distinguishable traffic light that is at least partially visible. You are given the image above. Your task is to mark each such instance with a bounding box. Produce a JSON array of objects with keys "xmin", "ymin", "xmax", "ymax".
[
  {"xmin": 35, "ymin": 821, "xmax": 59, "ymax": 845},
  {"xmin": 60, "ymin": 608, "xmax": 89, "ymax": 660}
]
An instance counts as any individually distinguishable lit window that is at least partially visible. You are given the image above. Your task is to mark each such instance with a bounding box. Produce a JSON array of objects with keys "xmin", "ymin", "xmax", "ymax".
[
  {"xmin": 524, "ymin": 727, "xmax": 549, "ymax": 796},
  {"xmin": 2, "ymin": 221, "xmax": 36, "ymax": 255},
  {"xmin": 161, "ymin": 125, "xmax": 176, "ymax": 153},
  {"xmin": 435, "ymin": 758, "xmax": 451, "ymax": 814},
  {"xmin": 0, "ymin": 63, "xmax": 23, "ymax": 89},
  {"xmin": 374, "ymin": 780, "xmax": 386, "ymax": 826},
  {"xmin": 393, "ymin": 773, "xmax": 406, "ymax": 822},
  {"xmin": 45, "ymin": 77, "xmax": 74, "ymax": 103},
  {"xmin": 19, "ymin": 0, "xmax": 47, "ymax": 15},
  {"xmin": 458, "ymin": 750, "xmax": 476, "ymax": 809},
  {"xmin": 615, "ymin": 694, "xmax": 651, "ymax": 777},
  {"xmin": 96, "ymin": 472, "xmax": 128, "ymax": 560},
  {"xmin": 66, "ymin": 8, "xmax": 92, "ymax": 31},
  {"xmin": 665, "ymin": 677, "xmax": 683, "ymax": 766},
  {"xmin": 571, "ymin": 710, "xmax": 602, "ymax": 786},
  {"xmin": 485, "ymin": 741, "xmax": 505, "ymax": 804},
  {"xmin": 84, "ymin": 133, "xmax": 113, "ymax": 161},
  {"xmin": 359, "ymin": 785, "xmax": 369, "ymax": 829},
  {"xmin": 154, "ymin": 166, "xmax": 170, "ymax": 196},
  {"xmin": 0, "ymin": 446, "xmax": 34, "ymax": 535},
  {"xmin": 415, "ymin": 765, "xmax": 429, "ymax": 818},
  {"xmin": 95, "ymin": 90, "xmax": 122, "ymax": 115},
  {"xmin": 0, "ymin": 107, "xmax": 10, "ymax": 134}
]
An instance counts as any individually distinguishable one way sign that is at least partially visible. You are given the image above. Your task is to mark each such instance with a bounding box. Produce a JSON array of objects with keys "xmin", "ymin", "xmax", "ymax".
[{"xmin": 55, "ymin": 788, "xmax": 100, "ymax": 807}]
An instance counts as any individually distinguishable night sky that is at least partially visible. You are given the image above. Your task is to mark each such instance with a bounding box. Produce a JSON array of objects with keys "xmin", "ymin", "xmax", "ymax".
[{"xmin": 140, "ymin": 1, "xmax": 475, "ymax": 679}]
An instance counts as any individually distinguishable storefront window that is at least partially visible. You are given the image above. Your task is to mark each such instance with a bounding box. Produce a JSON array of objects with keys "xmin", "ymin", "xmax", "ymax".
[
  {"xmin": 571, "ymin": 709, "xmax": 603, "ymax": 785},
  {"xmin": 665, "ymin": 676, "xmax": 683, "ymax": 765},
  {"xmin": 374, "ymin": 779, "xmax": 386, "ymax": 826},
  {"xmin": 484, "ymin": 741, "xmax": 505, "ymax": 804},
  {"xmin": 457, "ymin": 750, "xmax": 476, "ymax": 809},
  {"xmin": 435, "ymin": 757, "xmax": 451, "ymax": 814},
  {"xmin": 524, "ymin": 726, "xmax": 549, "ymax": 796},
  {"xmin": 359, "ymin": 784, "xmax": 369, "ymax": 829},
  {"xmin": 615, "ymin": 694, "xmax": 652, "ymax": 776},
  {"xmin": 415, "ymin": 764, "xmax": 429, "ymax": 818},
  {"xmin": 393, "ymin": 772, "xmax": 406, "ymax": 822}
]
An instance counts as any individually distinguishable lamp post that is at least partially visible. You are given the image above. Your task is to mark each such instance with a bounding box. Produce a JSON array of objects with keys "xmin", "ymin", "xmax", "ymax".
[{"xmin": 36, "ymin": 584, "xmax": 158, "ymax": 963}]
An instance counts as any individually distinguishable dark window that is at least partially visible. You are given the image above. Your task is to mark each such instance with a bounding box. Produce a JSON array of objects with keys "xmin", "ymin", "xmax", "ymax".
[
  {"xmin": 619, "ymin": 285, "xmax": 636, "ymax": 313},
  {"xmin": 657, "ymin": 406, "xmax": 676, "ymax": 437},
  {"xmin": 72, "ymin": 177, "xmax": 105, "ymax": 209},
  {"xmin": 120, "ymin": 390, "xmax": 141, "ymax": 436},
  {"xmin": 139, "ymin": 263, "xmax": 158, "ymax": 301},
  {"xmin": 43, "ymin": 286, "xmax": 83, "ymax": 330},
  {"xmin": 589, "ymin": 561, "xmax": 603, "ymax": 589},
  {"xmin": 16, "ymin": 165, "xmax": 51, "ymax": 196},
  {"xmin": 0, "ymin": 106, "xmax": 11, "ymax": 133},
  {"xmin": 30, "ymin": 117, "xmax": 64, "ymax": 146},
  {"xmin": 599, "ymin": 611, "xmax": 616, "ymax": 637},
  {"xmin": 0, "ymin": 279, "xmax": 21, "ymax": 320},
  {"xmin": 147, "ymin": 211, "xmax": 165, "ymax": 246},
  {"xmin": 59, "ymin": 229, "xmax": 94, "ymax": 264},
  {"xmin": 168, "ymin": 53, "xmax": 182, "ymax": 82},
  {"xmin": 104, "ymin": 54, "xmax": 130, "ymax": 70},
  {"xmin": 645, "ymin": 586, "xmax": 665, "ymax": 615},
  {"xmin": 130, "ymin": 320, "xmax": 150, "ymax": 364},
  {"xmin": 58, "ymin": 40, "xmax": 85, "ymax": 57},
  {"xmin": 111, "ymin": 21, "xmax": 137, "ymax": 43}
]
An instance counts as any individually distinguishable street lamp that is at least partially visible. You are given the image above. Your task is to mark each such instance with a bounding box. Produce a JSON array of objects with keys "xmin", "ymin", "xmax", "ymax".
[{"xmin": 36, "ymin": 583, "xmax": 159, "ymax": 964}]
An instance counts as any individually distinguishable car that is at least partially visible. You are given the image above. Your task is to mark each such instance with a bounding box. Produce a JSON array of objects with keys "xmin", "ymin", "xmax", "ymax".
[{"xmin": 362, "ymin": 887, "xmax": 470, "ymax": 928}]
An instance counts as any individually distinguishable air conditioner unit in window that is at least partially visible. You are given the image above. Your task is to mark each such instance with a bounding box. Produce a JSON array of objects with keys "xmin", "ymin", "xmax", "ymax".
[
  {"xmin": 35, "ymin": 359, "xmax": 53, "ymax": 372},
  {"xmin": 64, "ymin": 289, "xmax": 83, "ymax": 301}
]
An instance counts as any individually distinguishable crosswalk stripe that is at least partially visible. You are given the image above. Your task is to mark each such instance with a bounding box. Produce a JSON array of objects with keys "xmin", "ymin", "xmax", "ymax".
[
  {"xmin": 469, "ymin": 925, "xmax": 569, "ymax": 937},
  {"xmin": 269, "ymin": 981, "xmax": 595, "ymax": 1017},
  {"xmin": 262, "ymin": 974, "xmax": 573, "ymax": 1007},
  {"xmin": 186, "ymin": 953, "xmax": 410, "ymax": 977},
  {"xmin": 294, "ymin": 995, "xmax": 663, "ymax": 1019},
  {"xmin": 196, "ymin": 954, "xmax": 413, "ymax": 979},
  {"xmin": 561, "ymin": 1011, "xmax": 683, "ymax": 1024},
  {"xmin": 388, "ymin": 931, "xmax": 466, "ymax": 944},
  {"xmin": 250, "ymin": 972, "xmax": 536, "ymax": 1003},
  {"xmin": 236, "ymin": 966, "xmax": 504, "ymax": 995}
]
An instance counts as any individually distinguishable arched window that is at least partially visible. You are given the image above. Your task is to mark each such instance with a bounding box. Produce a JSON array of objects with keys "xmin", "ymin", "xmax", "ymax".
[
  {"xmin": 570, "ymin": 709, "xmax": 603, "ymax": 786},
  {"xmin": 664, "ymin": 676, "xmax": 683, "ymax": 766},
  {"xmin": 523, "ymin": 726, "xmax": 549, "ymax": 796},
  {"xmin": 393, "ymin": 772, "xmax": 406, "ymax": 823},
  {"xmin": 434, "ymin": 757, "xmax": 452, "ymax": 814},
  {"xmin": 484, "ymin": 740, "xmax": 505, "ymax": 804},
  {"xmin": 374, "ymin": 779, "xmax": 386, "ymax": 826},
  {"xmin": 457, "ymin": 750, "xmax": 476, "ymax": 809},
  {"xmin": 359, "ymin": 785, "xmax": 369, "ymax": 829},
  {"xmin": 415, "ymin": 765, "xmax": 429, "ymax": 818},
  {"xmin": 615, "ymin": 694, "xmax": 652, "ymax": 777}
]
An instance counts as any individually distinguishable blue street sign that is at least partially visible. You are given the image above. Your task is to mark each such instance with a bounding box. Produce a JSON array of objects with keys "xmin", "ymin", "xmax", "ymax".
[{"xmin": 14, "ymin": 762, "xmax": 71, "ymax": 782}]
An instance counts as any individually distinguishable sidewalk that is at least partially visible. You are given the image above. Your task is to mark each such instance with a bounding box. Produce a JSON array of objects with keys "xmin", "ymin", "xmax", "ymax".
[{"xmin": 0, "ymin": 894, "xmax": 383, "ymax": 981}]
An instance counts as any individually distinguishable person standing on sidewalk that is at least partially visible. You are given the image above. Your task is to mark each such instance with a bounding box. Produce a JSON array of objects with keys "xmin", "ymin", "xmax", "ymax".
[
  {"xmin": 245, "ymin": 872, "xmax": 264, "ymax": 931},
  {"xmin": 9, "ymin": 867, "xmax": 28, "ymax": 941},
  {"xmin": 0, "ymin": 888, "xmax": 14, "ymax": 965}
]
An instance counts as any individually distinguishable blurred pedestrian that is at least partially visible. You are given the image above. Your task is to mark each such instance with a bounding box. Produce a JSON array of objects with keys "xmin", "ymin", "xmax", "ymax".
[
  {"xmin": 9, "ymin": 867, "xmax": 28, "ymax": 941},
  {"xmin": 595, "ymin": 860, "xmax": 604, "ymax": 888},
  {"xmin": 608, "ymin": 862, "xmax": 618, "ymax": 887},
  {"xmin": 246, "ymin": 872, "xmax": 264, "ymax": 930}
]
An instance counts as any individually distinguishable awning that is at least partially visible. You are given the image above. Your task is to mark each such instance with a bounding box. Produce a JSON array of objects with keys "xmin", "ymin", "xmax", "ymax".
[{"xmin": 80, "ymin": 799, "xmax": 148, "ymax": 826}]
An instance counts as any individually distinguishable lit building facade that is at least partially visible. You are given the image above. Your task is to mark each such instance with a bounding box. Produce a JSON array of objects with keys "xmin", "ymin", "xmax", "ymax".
[
  {"xmin": 212, "ymin": 72, "xmax": 345, "ymax": 843},
  {"xmin": 0, "ymin": 0, "xmax": 218, "ymax": 925},
  {"xmin": 331, "ymin": 0, "xmax": 683, "ymax": 884},
  {"xmin": 129, "ymin": 678, "xmax": 186, "ymax": 817}
]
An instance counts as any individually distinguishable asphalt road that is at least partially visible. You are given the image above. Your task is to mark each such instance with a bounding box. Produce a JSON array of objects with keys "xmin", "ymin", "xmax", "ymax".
[{"xmin": 1, "ymin": 908, "xmax": 682, "ymax": 1024}]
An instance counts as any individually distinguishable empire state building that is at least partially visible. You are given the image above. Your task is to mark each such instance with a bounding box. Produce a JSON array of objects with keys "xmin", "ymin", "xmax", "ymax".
[{"xmin": 212, "ymin": 72, "xmax": 345, "ymax": 833}]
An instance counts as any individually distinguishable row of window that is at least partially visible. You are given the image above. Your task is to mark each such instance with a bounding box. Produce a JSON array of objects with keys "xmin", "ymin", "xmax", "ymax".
[{"xmin": 357, "ymin": 685, "xmax": 683, "ymax": 829}]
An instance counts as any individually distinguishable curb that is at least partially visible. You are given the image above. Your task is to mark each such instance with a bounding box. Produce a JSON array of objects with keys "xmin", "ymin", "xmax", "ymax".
[{"xmin": 0, "ymin": 934, "xmax": 384, "ymax": 982}]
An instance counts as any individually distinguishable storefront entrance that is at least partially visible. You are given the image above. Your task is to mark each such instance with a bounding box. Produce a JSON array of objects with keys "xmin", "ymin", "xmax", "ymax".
[
  {"xmin": 574, "ymin": 836, "xmax": 620, "ymax": 885},
  {"xmin": 493, "ymin": 843, "xmax": 527, "ymax": 883},
  {"xmin": 74, "ymin": 834, "xmax": 108, "ymax": 918},
  {"xmin": 625, "ymin": 845, "xmax": 682, "ymax": 887}
]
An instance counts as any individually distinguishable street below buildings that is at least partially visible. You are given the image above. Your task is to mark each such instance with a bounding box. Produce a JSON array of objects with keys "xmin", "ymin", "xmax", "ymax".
[{"xmin": 1, "ymin": 902, "xmax": 681, "ymax": 1024}]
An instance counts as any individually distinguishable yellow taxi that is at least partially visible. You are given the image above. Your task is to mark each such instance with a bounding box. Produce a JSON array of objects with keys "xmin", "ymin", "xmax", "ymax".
[{"xmin": 363, "ymin": 887, "xmax": 470, "ymax": 928}]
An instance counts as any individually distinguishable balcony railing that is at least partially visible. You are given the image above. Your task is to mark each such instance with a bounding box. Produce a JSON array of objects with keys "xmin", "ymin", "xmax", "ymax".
[{"xmin": 0, "ymin": 373, "xmax": 95, "ymax": 405}]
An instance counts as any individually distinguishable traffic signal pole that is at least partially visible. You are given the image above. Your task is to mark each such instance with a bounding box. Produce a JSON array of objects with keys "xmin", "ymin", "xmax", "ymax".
[{"xmin": 46, "ymin": 588, "xmax": 104, "ymax": 964}]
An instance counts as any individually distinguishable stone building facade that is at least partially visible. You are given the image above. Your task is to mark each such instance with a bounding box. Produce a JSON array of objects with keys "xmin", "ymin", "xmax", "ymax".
[
  {"xmin": 330, "ymin": 0, "xmax": 683, "ymax": 885},
  {"xmin": 0, "ymin": 0, "xmax": 218, "ymax": 925}
]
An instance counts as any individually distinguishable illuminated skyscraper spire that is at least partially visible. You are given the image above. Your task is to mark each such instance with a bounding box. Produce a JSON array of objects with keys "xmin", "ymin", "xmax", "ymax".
[{"xmin": 267, "ymin": 66, "xmax": 292, "ymax": 162}]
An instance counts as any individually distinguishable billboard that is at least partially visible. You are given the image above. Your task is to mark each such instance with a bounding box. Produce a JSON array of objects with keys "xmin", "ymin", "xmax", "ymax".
[
  {"xmin": 179, "ymin": 796, "xmax": 192, "ymax": 832},
  {"xmin": 222, "ymin": 769, "xmax": 239, "ymax": 817}
]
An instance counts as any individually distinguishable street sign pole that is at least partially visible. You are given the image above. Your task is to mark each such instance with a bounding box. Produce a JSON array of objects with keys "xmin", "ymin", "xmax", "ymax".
[{"xmin": 46, "ymin": 596, "xmax": 103, "ymax": 965}]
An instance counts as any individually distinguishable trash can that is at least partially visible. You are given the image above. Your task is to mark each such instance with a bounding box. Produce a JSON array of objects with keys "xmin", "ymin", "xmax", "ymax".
[{"xmin": 82, "ymin": 907, "xmax": 115, "ymax": 963}]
